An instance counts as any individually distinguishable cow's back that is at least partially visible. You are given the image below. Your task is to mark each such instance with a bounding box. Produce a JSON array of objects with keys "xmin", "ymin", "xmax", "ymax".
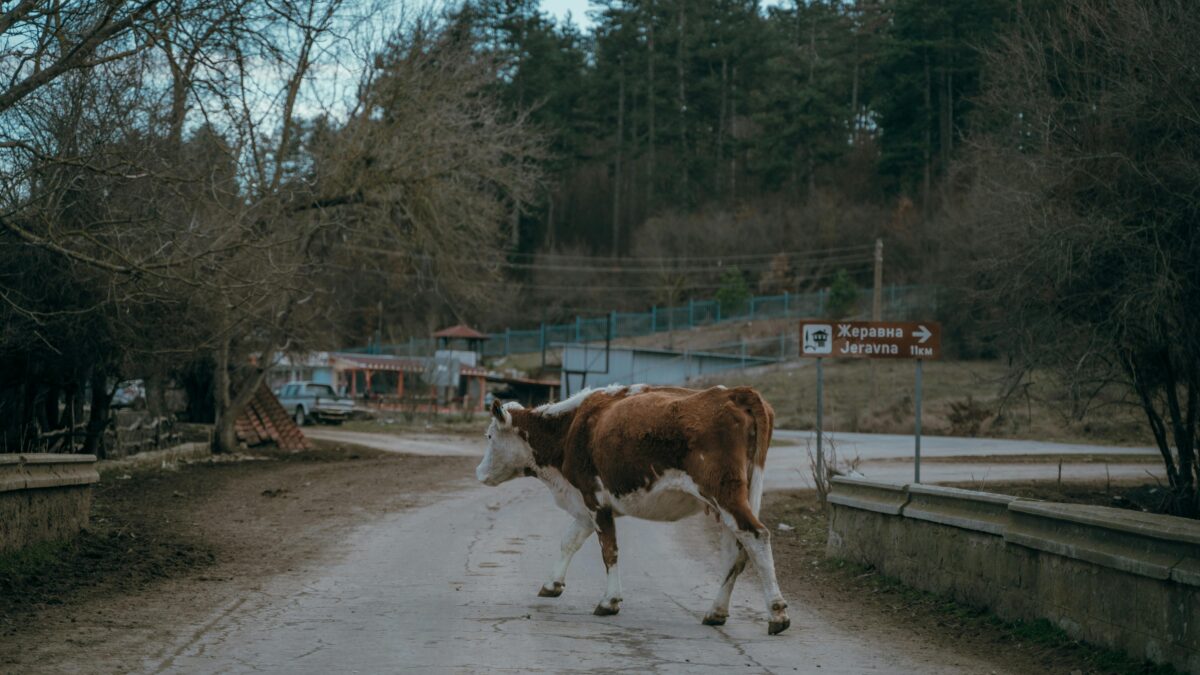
[{"xmin": 564, "ymin": 386, "xmax": 765, "ymax": 498}]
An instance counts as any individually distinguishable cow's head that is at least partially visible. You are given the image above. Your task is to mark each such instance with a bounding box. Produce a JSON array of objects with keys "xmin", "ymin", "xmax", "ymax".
[{"xmin": 475, "ymin": 399, "xmax": 533, "ymax": 486}]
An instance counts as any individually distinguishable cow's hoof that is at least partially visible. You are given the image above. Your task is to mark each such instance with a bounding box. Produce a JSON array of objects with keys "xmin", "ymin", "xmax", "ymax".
[
  {"xmin": 702, "ymin": 613, "xmax": 727, "ymax": 626},
  {"xmin": 538, "ymin": 583, "xmax": 564, "ymax": 598},
  {"xmin": 593, "ymin": 602, "xmax": 620, "ymax": 616},
  {"xmin": 768, "ymin": 617, "xmax": 791, "ymax": 636}
]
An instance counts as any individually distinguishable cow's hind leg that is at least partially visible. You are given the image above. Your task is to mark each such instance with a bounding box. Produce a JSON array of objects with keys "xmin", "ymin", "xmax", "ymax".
[
  {"xmin": 592, "ymin": 508, "xmax": 622, "ymax": 616},
  {"xmin": 716, "ymin": 499, "xmax": 790, "ymax": 635},
  {"xmin": 539, "ymin": 517, "xmax": 592, "ymax": 597},
  {"xmin": 703, "ymin": 527, "xmax": 747, "ymax": 626}
]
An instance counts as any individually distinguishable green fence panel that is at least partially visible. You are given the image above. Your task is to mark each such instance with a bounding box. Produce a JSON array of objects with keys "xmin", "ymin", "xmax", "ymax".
[{"xmin": 377, "ymin": 285, "xmax": 937, "ymax": 357}]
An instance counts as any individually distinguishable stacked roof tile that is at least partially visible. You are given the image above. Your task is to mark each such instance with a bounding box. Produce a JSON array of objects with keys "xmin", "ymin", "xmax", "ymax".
[{"xmin": 235, "ymin": 383, "xmax": 310, "ymax": 452}]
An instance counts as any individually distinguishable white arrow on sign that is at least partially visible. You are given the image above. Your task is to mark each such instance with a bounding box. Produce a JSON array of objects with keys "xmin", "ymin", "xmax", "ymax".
[{"xmin": 913, "ymin": 325, "xmax": 932, "ymax": 344}]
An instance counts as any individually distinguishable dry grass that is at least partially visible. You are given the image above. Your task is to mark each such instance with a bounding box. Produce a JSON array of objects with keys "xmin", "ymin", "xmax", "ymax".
[{"xmin": 702, "ymin": 359, "xmax": 1152, "ymax": 446}]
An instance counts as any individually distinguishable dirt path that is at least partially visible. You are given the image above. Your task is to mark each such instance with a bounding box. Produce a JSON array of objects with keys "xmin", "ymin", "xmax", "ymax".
[
  {"xmin": 135, "ymin": 479, "xmax": 1017, "ymax": 674},
  {"xmin": 0, "ymin": 445, "xmax": 476, "ymax": 674},
  {"xmin": 3, "ymin": 435, "xmax": 1113, "ymax": 674}
]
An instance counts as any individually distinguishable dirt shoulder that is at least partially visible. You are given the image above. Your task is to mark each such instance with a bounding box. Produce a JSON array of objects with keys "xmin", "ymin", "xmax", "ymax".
[
  {"xmin": 0, "ymin": 441, "xmax": 475, "ymax": 673},
  {"xmin": 761, "ymin": 490, "xmax": 1176, "ymax": 675}
]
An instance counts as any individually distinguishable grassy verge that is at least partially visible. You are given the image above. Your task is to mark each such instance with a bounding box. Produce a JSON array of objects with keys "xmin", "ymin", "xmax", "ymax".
[
  {"xmin": 702, "ymin": 359, "xmax": 1152, "ymax": 446},
  {"xmin": 762, "ymin": 490, "xmax": 1178, "ymax": 675}
]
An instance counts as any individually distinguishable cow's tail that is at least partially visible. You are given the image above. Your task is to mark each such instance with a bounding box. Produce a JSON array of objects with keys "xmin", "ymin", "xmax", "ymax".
[{"xmin": 733, "ymin": 387, "xmax": 774, "ymax": 516}]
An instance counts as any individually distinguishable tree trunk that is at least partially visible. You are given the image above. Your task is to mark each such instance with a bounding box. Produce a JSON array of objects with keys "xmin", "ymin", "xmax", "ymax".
[
  {"xmin": 613, "ymin": 56, "xmax": 624, "ymax": 259},
  {"xmin": 213, "ymin": 320, "xmax": 288, "ymax": 454},
  {"xmin": 729, "ymin": 65, "xmax": 737, "ymax": 201},
  {"xmin": 718, "ymin": 57, "xmax": 727, "ymax": 196},
  {"xmin": 646, "ymin": 1, "xmax": 656, "ymax": 209},
  {"xmin": 850, "ymin": 29, "xmax": 860, "ymax": 144},
  {"xmin": 923, "ymin": 50, "xmax": 933, "ymax": 217},
  {"xmin": 82, "ymin": 368, "xmax": 112, "ymax": 458},
  {"xmin": 212, "ymin": 335, "xmax": 236, "ymax": 453},
  {"xmin": 676, "ymin": 1, "xmax": 688, "ymax": 201}
]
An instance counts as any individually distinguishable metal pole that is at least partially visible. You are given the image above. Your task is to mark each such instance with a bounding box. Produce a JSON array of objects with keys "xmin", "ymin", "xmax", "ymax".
[
  {"xmin": 873, "ymin": 238, "xmax": 883, "ymax": 321},
  {"xmin": 540, "ymin": 323, "xmax": 547, "ymax": 370},
  {"xmin": 915, "ymin": 358, "xmax": 923, "ymax": 483},
  {"xmin": 816, "ymin": 357, "xmax": 824, "ymax": 485}
]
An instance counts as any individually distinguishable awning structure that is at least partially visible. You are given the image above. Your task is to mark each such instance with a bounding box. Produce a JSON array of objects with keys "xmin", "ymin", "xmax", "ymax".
[
  {"xmin": 432, "ymin": 324, "xmax": 490, "ymax": 341},
  {"xmin": 332, "ymin": 353, "xmax": 488, "ymax": 377}
]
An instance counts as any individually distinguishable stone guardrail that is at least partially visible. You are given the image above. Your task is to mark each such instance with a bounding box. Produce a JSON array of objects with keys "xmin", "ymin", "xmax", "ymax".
[
  {"xmin": 827, "ymin": 476, "xmax": 1200, "ymax": 673},
  {"xmin": 0, "ymin": 453, "xmax": 99, "ymax": 555}
]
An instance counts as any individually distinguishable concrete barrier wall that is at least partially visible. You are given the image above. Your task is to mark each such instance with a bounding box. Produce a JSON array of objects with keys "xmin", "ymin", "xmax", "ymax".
[
  {"xmin": 0, "ymin": 453, "xmax": 99, "ymax": 555},
  {"xmin": 827, "ymin": 477, "xmax": 1200, "ymax": 673},
  {"xmin": 100, "ymin": 441, "xmax": 211, "ymax": 472}
]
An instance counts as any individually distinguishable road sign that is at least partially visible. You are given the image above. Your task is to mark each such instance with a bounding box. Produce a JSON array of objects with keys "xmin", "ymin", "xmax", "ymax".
[{"xmin": 799, "ymin": 320, "xmax": 941, "ymax": 360}]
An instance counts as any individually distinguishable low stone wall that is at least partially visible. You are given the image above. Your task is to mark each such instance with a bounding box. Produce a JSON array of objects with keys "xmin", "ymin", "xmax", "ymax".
[
  {"xmin": 827, "ymin": 477, "xmax": 1200, "ymax": 673},
  {"xmin": 99, "ymin": 441, "xmax": 211, "ymax": 472},
  {"xmin": 0, "ymin": 453, "xmax": 99, "ymax": 555}
]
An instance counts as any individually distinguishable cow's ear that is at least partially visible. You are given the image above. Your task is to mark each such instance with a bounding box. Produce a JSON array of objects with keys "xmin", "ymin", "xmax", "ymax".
[{"xmin": 491, "ymin": 399, "xmax": 511, "ymax": 427}]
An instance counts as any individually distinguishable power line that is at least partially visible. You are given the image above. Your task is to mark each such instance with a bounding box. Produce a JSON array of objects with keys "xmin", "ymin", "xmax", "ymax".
[
  {"xmin": 490, "ymin": 242, "xmax": 878, "ymax": 263},
  {"xmin": 323, "ymin": 261, "xmax": 872, "ymax": 293},
  {"xmin": 342, "ymin": 244, "xmax": 876, "ymax": 275}
]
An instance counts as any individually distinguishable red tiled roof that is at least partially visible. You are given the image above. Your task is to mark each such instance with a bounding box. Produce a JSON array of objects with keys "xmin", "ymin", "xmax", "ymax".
[
  {"xmin": 486, "ymin": 374, "xmax": 559, "ymax": 387},
  {"xmin": 432, "ymin": 324, "xmax": 489, "ymax": 340},
  {"xmin": 333, "ymin": 353, "xmax": 488, "ymax": 377},
  {"xmin": 235, "ymin": 383, "xmax": 310, "ymax": 452},
  {"xmin": 333, "ymin": 354, "xmax": 426, "ymax": 373}
]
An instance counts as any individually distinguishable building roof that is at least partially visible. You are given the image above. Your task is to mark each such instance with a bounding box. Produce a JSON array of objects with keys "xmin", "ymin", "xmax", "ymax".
[
  {"xmin": 485, "ymin": 373, "xmax": 560, "ymax": 388},
  {"xmin": 432, "ymin": 324, "xmax": 490, "ymax": 340},
  {"xmin": 332, "ymin": 352, "xmax": 488, "ymax": 377}
]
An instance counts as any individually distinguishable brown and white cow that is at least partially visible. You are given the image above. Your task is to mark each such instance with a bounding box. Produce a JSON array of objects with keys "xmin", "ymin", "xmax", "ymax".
[{"xmin": 474, "ymin": 384, "xmax": 791, "ymax": 635}]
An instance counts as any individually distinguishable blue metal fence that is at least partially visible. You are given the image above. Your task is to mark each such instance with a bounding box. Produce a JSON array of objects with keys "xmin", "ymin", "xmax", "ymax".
[{"xmin": 352, "ymin": 284, "xmax": 937, "ymax": 358}]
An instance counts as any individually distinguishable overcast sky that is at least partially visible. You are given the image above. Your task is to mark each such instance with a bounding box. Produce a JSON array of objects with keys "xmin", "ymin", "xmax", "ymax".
[{"xmin": 539, "ymin": 0, "xmax": 595, "ymax": 28}]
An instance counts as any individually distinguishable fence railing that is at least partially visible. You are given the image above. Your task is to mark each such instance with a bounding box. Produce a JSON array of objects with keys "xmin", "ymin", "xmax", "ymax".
[{"xmin": 353, "ymin": 284, "xmax": 937, "ymax": 359}]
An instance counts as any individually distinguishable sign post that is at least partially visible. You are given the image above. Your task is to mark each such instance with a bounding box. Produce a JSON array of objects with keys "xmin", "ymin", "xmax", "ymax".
[
  {"xmin": 815, "ymin": 357, "xmax": 824, "ymax": 482},
  {"xmin": 799, "ymin": 320, "xmax": 942, "ymax": 484},
  {"xmin": 915, "ymin": 359, "xmax": 923, "ymax": 483}
]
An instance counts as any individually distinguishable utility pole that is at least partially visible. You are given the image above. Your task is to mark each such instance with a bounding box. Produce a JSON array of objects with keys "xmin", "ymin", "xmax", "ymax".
[
  {"xmin": 873, "ymin": 238, "xmax": 883, "ymax": 321},
  {"xmin": 871, "ymin": 238, "xmax": 883, "ymax": 398}
]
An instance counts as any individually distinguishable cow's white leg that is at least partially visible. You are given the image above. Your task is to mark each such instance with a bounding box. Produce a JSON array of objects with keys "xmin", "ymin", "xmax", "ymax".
[
  {"xmin": 714, "ymin": 502, "xmax": 790, "ymax": 635},
  {"xmin": 593, "ymin": 508, "xmax": 622, "ymax": 616},
  {"xmin": 729, "ymin": 523, "xmax": 789, "ymax": 635},
  {"xmin": 539, "ymin": 517, "xmax": 592, "ymax": 597},
  {"xmin": 703, "ymin": 527, "xmax": 747, "ymax": 626}
]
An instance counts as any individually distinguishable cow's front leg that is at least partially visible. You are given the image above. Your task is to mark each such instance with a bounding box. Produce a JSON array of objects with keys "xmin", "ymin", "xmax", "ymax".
[
  {"xmin": 592, "ymin": 508, "xmax": 622, "ymax": 616},
  {"xmin": 539, "ymin": 517, "xmax": 592, "ymax": 597}
]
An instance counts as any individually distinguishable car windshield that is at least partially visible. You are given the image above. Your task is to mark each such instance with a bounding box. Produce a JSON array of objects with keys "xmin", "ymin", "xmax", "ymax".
[{"xmin": 308, "ymin": 384, "xmax": 338, "ymax": 398}]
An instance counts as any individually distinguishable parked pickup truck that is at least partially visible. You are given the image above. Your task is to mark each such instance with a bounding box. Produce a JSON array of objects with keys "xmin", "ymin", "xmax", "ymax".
[{"xmin": 275, "ymin": 381, "xmax": 354, "ymax": 426}]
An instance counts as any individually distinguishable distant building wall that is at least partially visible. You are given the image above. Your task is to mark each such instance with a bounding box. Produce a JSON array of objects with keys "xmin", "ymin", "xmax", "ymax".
[{"xmin": 560, "ymin": 344, "xmax": 773, "ymax": 395}]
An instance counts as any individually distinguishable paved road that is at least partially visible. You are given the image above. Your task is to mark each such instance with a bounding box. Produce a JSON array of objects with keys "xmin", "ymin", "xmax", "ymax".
[
  {"xmin": 308, "ymin": 427, "xmax": 1163, "ymax": 489},
  {"xmin": 150, "ymin": 477, "xmax": 1012, "ymax": 674}
]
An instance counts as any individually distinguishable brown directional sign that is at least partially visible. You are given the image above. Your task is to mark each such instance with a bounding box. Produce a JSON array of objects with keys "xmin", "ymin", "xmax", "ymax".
[{"xmin": 799, "ymin": 320, "xmax": 942, "ymax": 360}]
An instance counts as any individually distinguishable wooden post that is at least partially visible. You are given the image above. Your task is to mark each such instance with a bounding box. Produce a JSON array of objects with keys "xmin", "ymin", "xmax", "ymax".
[{"xmin": 478, "ymin": 376, "xmax": 486, "ymax": 411}]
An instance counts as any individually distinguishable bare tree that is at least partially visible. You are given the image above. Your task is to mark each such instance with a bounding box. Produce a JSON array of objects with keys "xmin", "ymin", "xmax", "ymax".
[
  {"xmin": 0, "ymin": 2, "xmax": 543, "ymax": 454},
  {"xmin": 958, "ymin": 0, "xmax": 1200, "ymax": 516}
]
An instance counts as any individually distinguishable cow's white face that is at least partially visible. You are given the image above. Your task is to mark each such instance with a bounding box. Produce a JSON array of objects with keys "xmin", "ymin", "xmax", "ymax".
[{"xmin": 475, "ymin": 401, "xmax": 533, "ymax": 486}]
